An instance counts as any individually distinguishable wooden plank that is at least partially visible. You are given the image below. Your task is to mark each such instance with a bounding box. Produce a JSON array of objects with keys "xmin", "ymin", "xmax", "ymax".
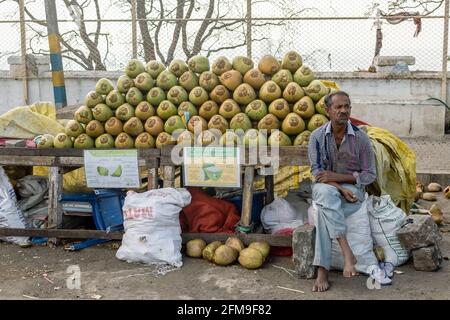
[
  {"xmin": 241, "ymin": 166, "xmax": 255, "ymax": 227},
  {"xmin": 0, "ymin": 155, "xmax": 54, "ymax": 166},
  {"xmin": 0, "ymin": 147, "xmax": 160, "ymax": 158},
  {"xmin": 47, "ymin": 167, "xmax": 63, "ymax": 229},
  {"xmin": 0, "ymin": 228, "xmax": 292, "ymax": 246},
  {"xmin": 147, "ymin": 167, "xmax": 158, "ymax": 190},
  {"xmin": 163, "ymin": 165, "xmax": 176, "ymax": 188}
]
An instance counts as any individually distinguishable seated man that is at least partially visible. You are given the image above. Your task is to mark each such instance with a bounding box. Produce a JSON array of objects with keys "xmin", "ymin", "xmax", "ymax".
[{"xmin": 307, "ymin": 91, "xmax": 376, "ymax": 292}]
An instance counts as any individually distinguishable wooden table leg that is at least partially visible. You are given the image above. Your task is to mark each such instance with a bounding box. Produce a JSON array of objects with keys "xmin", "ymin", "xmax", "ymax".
[
  {"xmin": 147, "ymin": 167, "xmax": 158, "ymax": 190},
  {"xmin": 265, "ymin": 174, "xmax": 274, "ymax": 205},
  {"xmin": 48, "ymin": 166, "xmax": 63, "ymax": 247},
  {"xmin": 163, "ymin": 165, "xmax": 175, "ymax": 188},
  {"xmin": 240, "ymin": 166, "xmax": 255, "ymax": 228}
]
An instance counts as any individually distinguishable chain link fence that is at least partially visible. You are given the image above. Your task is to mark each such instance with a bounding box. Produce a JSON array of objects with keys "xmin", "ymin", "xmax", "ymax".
[{"xmin": 0, "ymin": 1, "xmax": 448, "ymax": 72}]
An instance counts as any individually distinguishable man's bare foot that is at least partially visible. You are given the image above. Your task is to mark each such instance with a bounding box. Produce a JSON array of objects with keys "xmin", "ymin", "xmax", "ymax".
[
  {"xmin": 313, "ymin": 267, "xmax": 329, "ymax": 292},
  {"xmin": 343, "ymin": 255, "xmax": 358, "ymax": 278}
]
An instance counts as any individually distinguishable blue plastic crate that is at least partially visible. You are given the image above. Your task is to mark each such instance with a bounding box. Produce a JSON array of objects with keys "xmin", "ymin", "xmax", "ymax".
[
  {"xmin": 61, "ymin": 189, "xmax": 125, "ymax": 232},
  {"xmin": 225, "ymin": 192, "xmax": 265, "ymax": 225}
]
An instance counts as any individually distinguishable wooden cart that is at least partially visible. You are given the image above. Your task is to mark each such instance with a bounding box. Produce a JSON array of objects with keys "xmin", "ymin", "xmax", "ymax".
[{"xmin": 0, "ymin": 146, "xmax": 309, "ymax": 247}]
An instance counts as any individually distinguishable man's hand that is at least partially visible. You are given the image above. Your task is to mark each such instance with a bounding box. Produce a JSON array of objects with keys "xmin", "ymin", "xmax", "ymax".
[
  {"xmin": 340, "ymin": 188, "xmax": 358, "ymax": 203},
  {"xmin": 316, "ymin": 171, "xmax": 339, "ymax": 183}
]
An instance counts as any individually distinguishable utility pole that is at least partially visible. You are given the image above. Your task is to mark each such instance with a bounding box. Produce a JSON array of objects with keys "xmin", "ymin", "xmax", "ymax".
[
  {"xmin": 246, "ymin": 0, "xmax": 252, "ymax": 60},
  {"xmin": 45, "ymin": 0, "xmax": 67, "ymax": 109}
]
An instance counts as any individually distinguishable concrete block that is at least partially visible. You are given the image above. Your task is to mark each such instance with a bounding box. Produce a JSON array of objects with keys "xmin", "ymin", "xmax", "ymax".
[
  {"xmin": 412, "ymin": 245, "xmax": 442, "ymax": 271},
  {"xmin": 397, "ymin": 215, "xmax": 442, "ymax": 250},
  {"xmin": 292, "ymin": 225, "xmax": 316, "ymax": 279},
  {"xmin": 375, "ymin": 56, "xmax": 416, "ymax": 66}
]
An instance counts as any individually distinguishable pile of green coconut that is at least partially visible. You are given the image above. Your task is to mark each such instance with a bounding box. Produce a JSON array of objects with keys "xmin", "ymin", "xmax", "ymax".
[
  {"xmin": 186, "ymin": 236, "xmax": 270, "ymax": 269},
  {"xmin": 35, "ymin": 51, "xmax": 335, "ymax": 149}
]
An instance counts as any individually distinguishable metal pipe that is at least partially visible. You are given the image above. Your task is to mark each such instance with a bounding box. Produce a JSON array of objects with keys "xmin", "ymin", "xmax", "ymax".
[
  {"xmin": 246, "ymin": 0, "xmax": 252, "ymax": 60},
  {"xmin": 442, "ymin": 0, "xmax": 449, "ymax": 104},
  {"xmin": 19, "ymin": 0, "xmax": 28, "ymax": 105},
  {"xmin": 131, "ymin": 0, "xmax": 137, "ymax": 59},
  {"xmin": 44, "ymin": 0, "xmax": 67, "ymax": 109}
]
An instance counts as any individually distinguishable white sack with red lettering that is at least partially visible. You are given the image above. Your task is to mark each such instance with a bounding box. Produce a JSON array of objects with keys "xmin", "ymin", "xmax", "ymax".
[{"xmin": 116, "ymin": 188, "xmax": 192, "ymax": 267}]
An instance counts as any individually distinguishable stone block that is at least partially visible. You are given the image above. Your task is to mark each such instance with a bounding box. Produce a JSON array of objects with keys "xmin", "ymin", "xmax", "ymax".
[
  {"xmin": 374, "ymin": 55, "xmax": 416, "ymax": 66},
  {"xmin": 397, "ymin": 215, "xmax": 442, "ymax": 250},
  {"xmin": 292, "ymin": 224, "xmax": 316, "ymax": 279},
  {"xmin": 412, "ymin": 245, "xmax": 442, "ymax": 271}
]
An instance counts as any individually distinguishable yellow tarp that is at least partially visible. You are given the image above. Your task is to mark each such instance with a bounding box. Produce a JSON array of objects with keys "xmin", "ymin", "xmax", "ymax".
[
  {"xmin": 364, "ymin": 126, "xmax": 416, "ymax": 213},
  {"xmin": 0, "ymin": 102, "xmax": 64, "ymax": 139}
]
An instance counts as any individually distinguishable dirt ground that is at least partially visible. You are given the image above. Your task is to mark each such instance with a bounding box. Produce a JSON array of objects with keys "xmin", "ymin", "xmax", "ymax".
[{"xmin": 1, "ymin": 193, "xmax": 450, "ymax": 301}]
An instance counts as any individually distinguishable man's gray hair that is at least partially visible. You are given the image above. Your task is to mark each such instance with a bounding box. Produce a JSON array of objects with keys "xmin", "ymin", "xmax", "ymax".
[{"xmin": 324, "ymin": 91, "xmax": 351, "ymax": 108}]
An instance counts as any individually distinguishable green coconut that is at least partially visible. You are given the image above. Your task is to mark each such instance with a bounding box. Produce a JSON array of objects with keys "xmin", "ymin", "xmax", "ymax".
[
  {"xmin": 268, "ymin": 98, "xmax": 290, "ymax": 120},
  {"xmin": 248, "ymin": 241, "xmax": 271, "ymax": 260},
  {"xmin": 95, "ymin": 133, "xmax": 115, "ymax": 149},
  {"xmin": 123, "ymin": 117, "xmax": 144, "ymax": 137},
  {"xmin": 185, "ymin": 239, "xmax": 207, "ymax": 258},
  {"xmin": 176, "ymin": 130, "xmax": 194, "ymax": 146},
  {"xmin": 156, "ymin": 70, "xmax": 178, "ymax": 90},
  {"xmin": 307, "ymin": 114, "xmax": 329, "ymax": 132},
  {"xmin": 164, "ymin": 115, "xmax": 186, "ymax": 134},
  {"xmin": 199, "ymin": 71, "xmax": 219, "ymax": 92},
  {"xmin": 189, "ymin": 86, "xmax": 209, "ymax": 106},
  {"xmin": 178, "ymin": 101, "xmax": 198, "ymax": 117},
  {"xmin": 259, "ymin": 81, "xmax": 282, "ymax": 103},
  {"xmin": 219, "ymin": 131, "xmax": 242, "ymax": 146},
  {"xmin": 233, "ymin": 83, "xmax": 257, "ymax": 105},
  {"xmin": 196, "ymin": 129, "xmax": 221, "ymax": 146},
  {"xmin": 125, "ymin": 59, "xmax": 145, "ymax": 78},
  {"xmin": 146, "ymin": 60, "xmax": 165, "ymax": 78},
  {"xmin": 244, "ymin": 129, "xmax": 268, "ymax": 146},
  {"xmin": 65, "ymin": 120, "xmax": 84, "ymax": 138},
  {"xmin": 92, "ymin": 104, "xmax": 113, "ymax": 122},
  {"xmin": 212, "ymin": 56, "xmax": 232, "ymax": 76},
  {"xmin": 272, "ymin": 69, "xmax": 293, "ymax": 90},
  {"xmin": 135, "ymin": 101, "xmax": 155, "ymax": 121},
  {"xmin": 315, "ymin": 96, "xmax": 329, "ymax": 116},
  {"xmin": 187, "ymin": 115, "xmax": 208, "ymax": 133},
  {"xmin": 258, "ymin": 114, "xmax": 280, "ymax": 133},
  {"xmin": 169, "ymin": 59, "xmax": 189, "ymax": 77},
  {"xmin": 283, "ymin": 82, "xmax": 305, "ymax": 103},
  {"xmin": 282, "ymin": 113, "xmax": 306, "ymax": 135},
  {"xmin": 294, "ymin": 66, "xmax": 315, "ymax": 87},
  {"xmin": 144, "ymin": 116, "xmax": 164, "ymax": 137},
  {"xmin": 219, "ymin": 99, "xmax": 241, "ymax": 120},
  {"xmin": 232, "ymin": 56, "xmax": 254, "ymax": 76},
  {"xmin": 213, "ymin": 245, "xmax": 238, "ymax": 266},
  {"xmin": 179, "ymin": 70, "xmax": 199, "ymax": 92},
  {"xmin": 238, "ymin": 247, "xmax": 264, "ymax": 269},
  {"xmin": 85, "ymin": 120, "xmax": 105, "ymax": 138},
  {"xmin": 105, "ymin": 90, "xmax": 126, "ymax": 109},
  {"xmin": 208, "ymin": 114, "xmax": 229, "ymax": 134},
  {"xmin": 156, "ymin": 100, "xmax": 178, "ymax": 120},
  {"xmin": 202, "ymin": 241, "xmax": 223, "ymax": 262},
  {"xmin": 115, "ymin": 132, "xmax": 134, "ymax": 149},
  {"xmin": 134, "ymin": 132, "xmax": 156, "ymax": 148},
  {"xmin": 53, "ymin": 133, "xmax": 73, "ymax": 148},
  {"xmin": 126, "ymin": 87, "xmax": 144, "ymax": 106},
  {"xmin": 209, "ymin": 85, "xmax": 231, "ymax": 105},
  {"xmin": 74, "ymin": 105, "xmax": 93, "ymax": 124},
  {"xmin": 293, "ymin": 96, "xmax": 315, "ymax": 119},
  {"xmin": 146, "ymin": 87, "xmax": 166, "ymax": 106},
  {"xmin": 35, "ymin": 134, "xmax": 54, "ymax": 149},
  {"xmin": 230, "ymin": 113, "xmax": 252, "ymax": 131},
  {"xmin": 281, "ymin": 50, "xmax": 303, "ymax": 73},
  {"xmin": 104, "ymin": 117, "xmax": 124, "ymax": 136},
  {"xmin": 134, "ymin": 72, "xmax": 154, "ymax": 92},
  {"xmin": 188, "ymin": 55, "xmax": 210, "ymax": 74},
  {"xmin": 95, "ymin": 78, "xmax": 114, "ymax": 95},
  {"xmin": 219, "ymin": 70, "xmax": 243, "ymax": 91},
  {"xmin": 293, "ymin": 130, "xmax": 311, "ymax": 146},
  {"xmin": 245, "ymin": 100, "xmax": 268, "ymax": 121},
  {"xmin": 74, "ymin": 133, "xmax": 94, "ymax": 149},
  {"xmin": 116, "ymin": 75, "xmax": 134, "ymax": 94},
  {"xmin": 84, "ymin": 91, "xmax": 104, "ymax": 108},
  {"xmin": 303, "ymin": 80, "xmax": 330, "ymax": 102},
  {"xmin": 243, "ymin": 68, "xmax": 266, "ymax": 90},
  {"xmin": 199, "ymin": 101, "xmax": 219, "ymax": 120},
  {"xmin": 225, "ymin": 237, "xmax": 245, "ymax": 253},
  {"xmin": 258, "ymin": 55, "xmax": 281, "ymax": 75},
  {"xmin": 155, "ymin": 132, "xmax": 176, "ymax": 149},
  {"xmin": 268, "ymin": 130, "xmax": 292, "ymax": 146},
  {"xmin": 115, "ymin": 103, "xmax": 135, "ymax": 122},
  {"xmin": 167, "ymin": 86, "xmax": 189, "ymax": 105}
]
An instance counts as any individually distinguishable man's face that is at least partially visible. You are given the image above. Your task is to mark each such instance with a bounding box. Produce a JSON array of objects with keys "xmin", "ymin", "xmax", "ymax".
[{"xmin": 326, "ymin": 94, "xmax": 351, "ymax": 126}]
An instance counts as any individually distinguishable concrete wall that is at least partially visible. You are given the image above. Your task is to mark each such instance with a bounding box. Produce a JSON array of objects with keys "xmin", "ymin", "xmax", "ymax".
[{"xmin": 1, "ymin": 69, "xmax": 448, "ymax": 138}]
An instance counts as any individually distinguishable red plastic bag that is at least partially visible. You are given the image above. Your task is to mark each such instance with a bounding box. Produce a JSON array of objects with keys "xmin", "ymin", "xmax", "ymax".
[{"xmin": 270, "ymin": 228, "xmax": 295, "ymax": 256}]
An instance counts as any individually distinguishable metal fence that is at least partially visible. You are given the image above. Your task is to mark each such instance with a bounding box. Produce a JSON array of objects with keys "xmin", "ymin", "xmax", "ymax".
[{"xmin": 0, "ymin": 1, "xmax": 448, "ymax": 73}]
